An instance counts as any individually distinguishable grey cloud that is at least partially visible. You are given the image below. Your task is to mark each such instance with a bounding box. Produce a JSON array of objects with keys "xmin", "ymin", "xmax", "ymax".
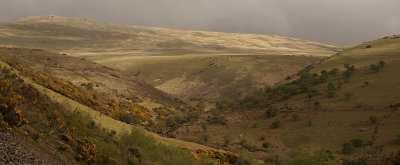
[{"xmin": 0, "ymin": 0, "xmax": 399, "ymax": 45}]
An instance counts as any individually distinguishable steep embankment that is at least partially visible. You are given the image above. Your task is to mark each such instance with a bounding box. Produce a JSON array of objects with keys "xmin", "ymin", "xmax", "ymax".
[{"xmin": 0, "ymin": 15, "xmax": 342, "ymax": 100}]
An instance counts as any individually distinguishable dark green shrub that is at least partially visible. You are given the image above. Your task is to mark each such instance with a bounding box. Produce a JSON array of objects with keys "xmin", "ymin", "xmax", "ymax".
[
  {"xmin": 259, "ymin": 135, "xmax": 266, "ymax": 141},
  {"xmin": 266, "ymin": 107, "xmax": 278, "ymax": 118},
  {"xmin": 314, "ymin": 101, "xmax": 320, "ymax": 107},
  {"xmin": 369, "ymin": 115, "xmax": 378, "ymax": 124},
  {"xmin": 118, "ymin": 113, "xmax": 135, "ymax": 124},
  {"xmin": 262, "ymin": 142, "xmax": 271, "ymax": 149},
  {"xmin": 379, "ymin": 60, "xmax": 385, "ymax": 68},
  {"xmin": 342, "ymin": 142, "xmax": 354, "ymax": 154},
  {"xmin": 370, "ymin": 61, "xmax": 385, "ymax": 72},
  {"xmin": 196, "ymin": 101, "xmax": 206, "ymax": 109},
  {"xmin": 351, "ymin": 138, "xmax": 365, "ymax": 148},
  {"xmin": 329, "ymin": 68, "xmax": 339, "ymax": 76}
]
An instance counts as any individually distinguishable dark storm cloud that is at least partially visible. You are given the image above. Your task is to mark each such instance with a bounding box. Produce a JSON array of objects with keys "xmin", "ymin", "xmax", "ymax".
[{"xmin": 0, "ymin": 0, "xmax": 399, "ymax": 45}]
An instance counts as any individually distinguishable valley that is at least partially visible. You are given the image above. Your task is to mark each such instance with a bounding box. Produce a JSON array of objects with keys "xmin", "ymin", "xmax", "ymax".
[
  {"xmin": 0, "ymin": 15, "xmax": 399, "ymax": 165},
  {"xmin": 0, "ymin": 15, "xmax": 341, "ymax": 100}
]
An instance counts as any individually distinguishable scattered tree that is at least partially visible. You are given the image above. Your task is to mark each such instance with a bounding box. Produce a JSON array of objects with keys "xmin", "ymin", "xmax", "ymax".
[
  {"xmin": 369, "ymin": 115, "xmax": 378, "ymax": 124},
  {"xmin": 370, "ymin": 60, "xmax": 385, "ymax": 72}
]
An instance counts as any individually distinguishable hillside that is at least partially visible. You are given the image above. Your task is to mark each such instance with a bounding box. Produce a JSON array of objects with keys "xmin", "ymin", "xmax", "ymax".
[
  {"xmin": 312, "ymin": 34, "xmax": 400, "ymax": 72},
  {"xmin": 0, "ymin": 55, "xmax": 237, "ymax": 164},
  {"xmin": 171, "ymin": 35, "xmax": 400, "ymax": 164},
  {"xmin": 0, "ymin": 47, "xmax": 179, "ymax": 107},
  {"xmin": 0, "ymin": 15, "xmax": 342, "ymax": 100}
]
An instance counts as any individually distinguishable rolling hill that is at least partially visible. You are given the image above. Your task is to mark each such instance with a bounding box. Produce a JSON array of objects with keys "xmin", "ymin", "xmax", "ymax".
[
  {"xmin": 0, "ymin": 15, "xmax": 342, "ymax": 100},
  {"xmin": 172, "ymin": 35, "xmax": 400, "ymax": 164}
]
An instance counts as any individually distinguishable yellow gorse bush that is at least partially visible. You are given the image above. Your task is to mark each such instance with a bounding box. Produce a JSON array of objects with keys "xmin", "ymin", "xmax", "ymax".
[{"xmin": 0, "ymin": 56, "xmax": 151, "ymax": 124}]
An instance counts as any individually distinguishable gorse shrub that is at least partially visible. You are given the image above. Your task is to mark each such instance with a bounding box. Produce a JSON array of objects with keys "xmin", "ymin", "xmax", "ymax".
[
  {"xmin": 0, "ymin": 56, "xmax": 151, "ymax": 124},
  {"xmin": 0, "ymin": 76, "xmax": 28, "ymax": 131}
]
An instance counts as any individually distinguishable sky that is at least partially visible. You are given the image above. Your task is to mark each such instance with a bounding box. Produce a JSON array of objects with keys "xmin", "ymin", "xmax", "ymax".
[{"xmin": 1, "ymin": 0, "xmax": 400, "ymax": 46}]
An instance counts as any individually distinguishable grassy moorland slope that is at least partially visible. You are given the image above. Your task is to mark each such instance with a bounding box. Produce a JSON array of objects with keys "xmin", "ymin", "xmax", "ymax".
[
  {"xmin": 0, "ymin": 15, "xmax": 341, "ymax": 100},
  {"xmin": 312, "ymin": 34, "xmax": 400, "ymax": 72},
  {"xmin": 0, "ymin": 57, "xmax": 232, "ymax": 164},
  {"xmin": 172, "ymin": 35, "xmax": 400, "ymax": 164},
  {"xmin": 0, "ymin": 47, "xmax": 179, "ymax": 107}
]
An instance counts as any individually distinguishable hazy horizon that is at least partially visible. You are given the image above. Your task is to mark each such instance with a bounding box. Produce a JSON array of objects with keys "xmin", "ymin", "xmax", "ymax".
[{"xmin": 1, "ymin": 0, "xmax": 400, "ymax": 46}]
